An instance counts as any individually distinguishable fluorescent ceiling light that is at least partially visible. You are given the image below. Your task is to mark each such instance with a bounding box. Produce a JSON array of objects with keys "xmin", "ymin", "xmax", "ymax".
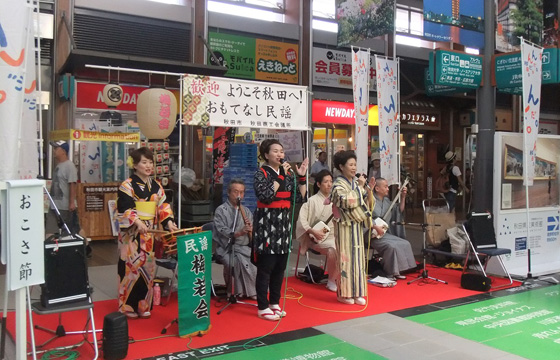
[
  {"xmin": 465, "ymin": 47, "xmax": 480, "ymax": 55},
  {"xmin": 313, "ymin": 19, "xmax": 338, "ymax": 33},
  {"xmin": 396, "ymin": 35, "xmax": 421, "ymax": 48},
  {"xmin": 208, "ymin": 1, "xmax": 283, "ymax": 22}
]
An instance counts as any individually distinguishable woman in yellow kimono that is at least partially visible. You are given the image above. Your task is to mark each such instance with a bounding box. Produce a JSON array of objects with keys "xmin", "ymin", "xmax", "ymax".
[
  {"xmin": 117, "ymin": 147, "xmax": 178, "ymax": 319},
  {"xmin": 330, "ymin": 151, "xmax": 374, "ymax": 305}
]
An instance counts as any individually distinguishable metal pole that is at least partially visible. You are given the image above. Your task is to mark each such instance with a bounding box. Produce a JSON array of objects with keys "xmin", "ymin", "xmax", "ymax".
[{"xmin": 473, "ymin": 0, "xmax": 496, "ymax": 213}]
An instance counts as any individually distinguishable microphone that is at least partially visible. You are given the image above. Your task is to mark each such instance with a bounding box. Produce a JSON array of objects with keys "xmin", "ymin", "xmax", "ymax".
[{"xmin": 280, "ymin": 158, "xmax": 293, "ymax": 173}]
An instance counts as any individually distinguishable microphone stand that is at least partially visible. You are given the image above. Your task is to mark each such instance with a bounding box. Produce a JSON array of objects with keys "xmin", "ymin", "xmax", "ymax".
[
  {"xmin": 406, "ymin": 221, "xmax": 448, "ymax": 285},
  {"xmin": 217, "ymin": 198, "xmax": 257, "ymax": 315}
]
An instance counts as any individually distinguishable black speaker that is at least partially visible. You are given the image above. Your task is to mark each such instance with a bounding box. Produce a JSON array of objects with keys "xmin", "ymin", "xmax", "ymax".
[
  {"xmin": 461, "ymin": 273, "xmax": 492, "ymax": 291},
  {"xmin": 41, "ymin": 235, "xmax": 90, "ymax": 307},
  {"xmin": 103, "ymin": 312, "xmax": 129, "ymax": 360}
]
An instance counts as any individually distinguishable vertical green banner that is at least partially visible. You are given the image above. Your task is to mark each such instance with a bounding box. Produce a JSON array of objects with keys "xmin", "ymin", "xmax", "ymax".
[
  {"xmin": 177, "ymin": 230, "xmax": 212, "ymax": 337},
  {"xmin": 208, "ymin": 32, "xmax": 256, "ymax": 79}
]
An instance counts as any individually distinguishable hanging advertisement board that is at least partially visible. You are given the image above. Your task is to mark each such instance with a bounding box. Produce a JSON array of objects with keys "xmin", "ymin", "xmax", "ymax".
[
  {"xmin": 208, "ymin": 32, "xmax": 298, "ymax": 84},
  {"xmin": 312, "ymin": 48, "xmax": 376, "ymax": 90}
]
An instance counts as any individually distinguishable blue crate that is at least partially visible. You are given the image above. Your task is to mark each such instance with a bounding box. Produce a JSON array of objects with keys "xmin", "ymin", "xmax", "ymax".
[{"xmin": 229, "ymin": 158, "xmax": 258, "ymax": 168}]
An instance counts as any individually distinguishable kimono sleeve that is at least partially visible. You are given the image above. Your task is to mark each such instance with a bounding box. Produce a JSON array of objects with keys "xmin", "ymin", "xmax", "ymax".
[
  {"xmin": 117, "ymin": 180, "xmax": 138, "ymax": 229},
  {"xmin": 254, "ymin": 168, "xmax": 275, "ymax": 203}
]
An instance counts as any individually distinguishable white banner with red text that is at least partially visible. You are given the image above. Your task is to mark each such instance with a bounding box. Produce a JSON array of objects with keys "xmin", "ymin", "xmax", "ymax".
[{"xmin": 182, "ymin": 75, "xmax": 309, "ymax": 130}]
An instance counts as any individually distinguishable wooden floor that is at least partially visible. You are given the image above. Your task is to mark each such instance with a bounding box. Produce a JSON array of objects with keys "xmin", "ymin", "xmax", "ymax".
[{"xmin": 87, "ymin": 239, "xmax": 119, "ymax": 267}]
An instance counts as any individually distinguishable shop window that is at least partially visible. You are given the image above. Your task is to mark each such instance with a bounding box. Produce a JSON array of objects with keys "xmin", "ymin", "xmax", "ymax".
[{"xmin": 208, "ymin": 0, "xmax": 284, "ymax": 22}]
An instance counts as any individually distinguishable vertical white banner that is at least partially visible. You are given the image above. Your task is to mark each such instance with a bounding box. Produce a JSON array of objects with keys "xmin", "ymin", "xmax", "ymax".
[
  {"xmin": 0, "ymin": 1, "xmax": 38, "ymax": 180},
  {"xmin": 351, "ymin": 48, "xmax": 370, "ymax": 175},
  {"xmin": 18, "ymin": 5, "xmax": 39, "ymax": 180},
  {"xmin": 375, "ymin": 56, "xmax": 399, "ymax": 185},
  {"xmin": 521, "ymin": 40, "xmax": 543, "ymax": 186}
]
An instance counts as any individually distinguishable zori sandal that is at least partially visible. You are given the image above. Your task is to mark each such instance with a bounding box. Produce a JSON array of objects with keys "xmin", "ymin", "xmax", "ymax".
[
  {"xmin": 269, "ymin": 304, "xmax": 286, "ymax": 317},
  {"xmin": 257, "ymin": 308, "xmax": 280, "ymax": 321}
]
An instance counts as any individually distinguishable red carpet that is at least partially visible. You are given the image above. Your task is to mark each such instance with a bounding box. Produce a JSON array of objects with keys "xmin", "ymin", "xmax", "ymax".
[{"xmin": 7, "ymin": 266, "xmax": 518, "ymax": 359}]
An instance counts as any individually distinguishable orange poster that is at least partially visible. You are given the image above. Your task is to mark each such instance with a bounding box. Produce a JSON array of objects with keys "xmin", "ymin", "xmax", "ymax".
[{"xmin": 255, "ymin": 39, "xmax": 299, "ymax": 84}]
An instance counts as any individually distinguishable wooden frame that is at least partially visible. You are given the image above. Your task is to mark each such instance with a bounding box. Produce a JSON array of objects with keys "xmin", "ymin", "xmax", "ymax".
[{"xmin": 503, "ymin": 145, "xmax": 557, "ymax": 180}]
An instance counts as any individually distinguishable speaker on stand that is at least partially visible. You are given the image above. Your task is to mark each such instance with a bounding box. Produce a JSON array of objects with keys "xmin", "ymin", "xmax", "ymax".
[{"xmin": 102, "ymin": 312, "xmax": 129, "ymax": 360}]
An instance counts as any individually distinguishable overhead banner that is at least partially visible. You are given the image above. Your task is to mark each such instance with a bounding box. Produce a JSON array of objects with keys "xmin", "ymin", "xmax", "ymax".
[
  {"xmin": 208, "ymin": 32, "xmax": 298, "ymax": 84},
  {"xmin": 182, "ymin": 75, "xmax": 309, "ymax": 130},
  {"xmin": 312, "ymin": 48, "xmax": 376, "ymax": 91},
  {"xmin": 521, "ymin": 40, "xmax": 543, "ymax": 186},
  {"xmin": 424, "ymin": 0, "xmax": 484, "ymax": 49},
  {"xmin": 177, "ymin": 230, "xmax": 212, "ymax": 337},
  {"xmin": 352, "ymin": 48, "xmax": 370, "ymax": 175},
  {"xmin": 0, "ymin": 1, "xmax": 39, "ymax": 180},
  {"xmin": 375, "ymin": 56, "xmax": 399, "ymax": 185},
  {"xmin": 336, "ymin": 0, "xmax": 395, "ymax": 47}
]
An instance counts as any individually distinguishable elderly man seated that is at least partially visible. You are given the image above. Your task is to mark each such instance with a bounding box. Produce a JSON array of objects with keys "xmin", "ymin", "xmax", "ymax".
[
  {"xmin": 213, "ymin": 179, "xmax": 257, "ymax": 299},
  {"xmin": 295, "ymin": 170, "xmax": 338, "ymax": 292},
  {"xmin": 370, "ymin": 178, "xmax": 417, "ymax": 281}
]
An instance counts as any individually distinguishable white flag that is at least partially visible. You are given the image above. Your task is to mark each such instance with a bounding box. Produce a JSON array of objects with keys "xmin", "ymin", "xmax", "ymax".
[
  {"xmin": 351, "ymin": 48, "xmax": 370, "ymax": 175},
  {"xmin": 0, "ymin": 1, "xmax": 39, "ymax": 180},
  {"xmin": 375, "ymin": 56, "xmax": 399, "ymax": 185},
  {"xmin": 521, "ymin": 40, "xmax": 543, "ymax": 186}
]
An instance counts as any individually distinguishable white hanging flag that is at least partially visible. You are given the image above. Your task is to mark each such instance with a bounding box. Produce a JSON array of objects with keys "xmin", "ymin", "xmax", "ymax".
[
  {"xmin": 351, "ymin": 48, "xmax": 370, "ymax": 175},
  {"xmin": 0, "ymin": 1, "xmax": 39, "ymax": 180},
  {"xmin": 521, "ymin": 40, "xmax": 543, "ymax": 186},
  {"xmin": 375, "ymin": 56, "xmax": 399, "ymax": 185}
]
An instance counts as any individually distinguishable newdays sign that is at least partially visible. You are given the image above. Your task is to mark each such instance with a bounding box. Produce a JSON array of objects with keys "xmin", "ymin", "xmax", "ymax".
[
  {"xmin": 312, "ymin": 99, "xmax": 379, "ymax": 126},
  {"xmin": 76, "ymin": 82, "xmax": 180, "ymax": 111}
]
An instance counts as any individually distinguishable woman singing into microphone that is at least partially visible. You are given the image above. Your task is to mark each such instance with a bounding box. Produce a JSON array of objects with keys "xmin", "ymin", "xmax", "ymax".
[{"xmin": 252, "ymin": 139, "xmax": 308, "ymax": 321}]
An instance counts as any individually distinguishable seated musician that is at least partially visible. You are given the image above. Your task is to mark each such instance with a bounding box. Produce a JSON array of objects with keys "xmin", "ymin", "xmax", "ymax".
[
  {"xmin": 213, "ymin": 179, "xmax": 257, "ymax": 299},
  {"xmin": 295, "ymin": 170, "xmax": 338, "ymax": 292},
  {"xmin": 370, "ymin": 178, "xmax": 416, "ymax": 281}
]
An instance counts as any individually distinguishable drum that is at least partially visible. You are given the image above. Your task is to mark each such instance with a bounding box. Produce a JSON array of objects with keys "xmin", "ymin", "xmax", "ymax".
[{"xmin": 159, "ymin": 227, "xmax": 202, "ymax": 256}]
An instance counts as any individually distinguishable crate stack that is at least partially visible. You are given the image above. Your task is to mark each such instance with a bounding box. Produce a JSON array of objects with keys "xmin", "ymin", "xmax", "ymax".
[{"xmin": 223, "ymin": 143, "xmax": 258, "ymax": 213}]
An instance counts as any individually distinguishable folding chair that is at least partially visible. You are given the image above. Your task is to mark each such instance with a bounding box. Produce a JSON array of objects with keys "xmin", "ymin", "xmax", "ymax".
[
  {"xmin": 294, "ymin": 244, "xmax": 328, "ymax": 284},
  {"xmin": 462, "ymin": 212, "xmax": 513, "ymax": 289}
]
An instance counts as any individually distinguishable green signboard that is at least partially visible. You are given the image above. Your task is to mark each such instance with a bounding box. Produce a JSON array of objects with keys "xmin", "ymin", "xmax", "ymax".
[
  {"xmin": 409, "ymin": 287, "xmax": 560, "ymax": 360},
  {"xmin": 177, "ymin": 230, "xmax": 212, "ymax": 337},
  {"xmin": 494, "ymin": 48, "xmax": 559, "ymax": 94},
  {"xmin": 424, "ymin": 68, "xmax": 462, "ymax": 96},
  {"xmin": 432, "ymin": 50, "xmax": 483, "ymax": 89},
  {"xmin": 208, "ymin": 32, "xmax": 256, "ymax": 79}
]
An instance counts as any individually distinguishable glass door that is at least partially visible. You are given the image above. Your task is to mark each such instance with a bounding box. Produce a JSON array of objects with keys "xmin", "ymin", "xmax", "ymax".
[{"xmin": 400, "ymin": 132, "xmax": 425, "ymax": 208}]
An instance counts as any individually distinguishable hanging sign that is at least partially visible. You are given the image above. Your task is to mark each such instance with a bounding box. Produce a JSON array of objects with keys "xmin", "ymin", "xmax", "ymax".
[
  {"xmin": 431, "ymin": 50, "xmax": 483, "ymax": 89},
  {"xmin": 182, "ymin": 75, "xmax": 309, "ymax": 130},
  {"xmin": 208, "ymin": 32, "xmax": 298, "ymax": 84},
  {"xmin": 493, "ymin": 48, "xmax": 558, "ymax": 95},
  {"xmin": 312, "ymin": 48, "xmax": 376, "ymax": 90},
  {"xmin": 177, "ymin": 230, "xmax": 212, "ymax": 337},
  {"xmin": 424, "ymin": 68, "xmax": 461, "ymax": 96},
  {"xmin": 50, "ymin": 129, "xmax": 140, "ymax": 142}
]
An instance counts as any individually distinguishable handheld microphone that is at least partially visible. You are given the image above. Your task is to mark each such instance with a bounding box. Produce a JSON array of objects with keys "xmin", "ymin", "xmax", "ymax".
[{"xmin": 280, "ymin": 158, "xmax": 293, "ymax": 173}]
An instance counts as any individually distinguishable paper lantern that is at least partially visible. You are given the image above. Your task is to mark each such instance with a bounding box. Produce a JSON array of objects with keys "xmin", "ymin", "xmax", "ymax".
[
  {"xmin": 137, "ymin": 89, "xmax": 177, "ymax": 140},
  {"xmin": 102, "ymin": 84, "xmax": 123, "ymax": 107}
]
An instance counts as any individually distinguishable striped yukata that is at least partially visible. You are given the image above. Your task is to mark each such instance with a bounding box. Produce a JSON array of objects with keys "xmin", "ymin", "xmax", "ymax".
[{"xmin": 330, "ymin": 176, "xmax": 373, "ymax": 299}]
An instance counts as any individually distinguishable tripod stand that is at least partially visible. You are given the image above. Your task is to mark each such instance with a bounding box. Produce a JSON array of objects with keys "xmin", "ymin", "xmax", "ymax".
[
  {"xmin": 407, "ymin": 222, "xmax": 447, "ymax": 285},
  {"xmin": 217, "ymin": 198, "xmax": 257, "ymax": 315}
]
